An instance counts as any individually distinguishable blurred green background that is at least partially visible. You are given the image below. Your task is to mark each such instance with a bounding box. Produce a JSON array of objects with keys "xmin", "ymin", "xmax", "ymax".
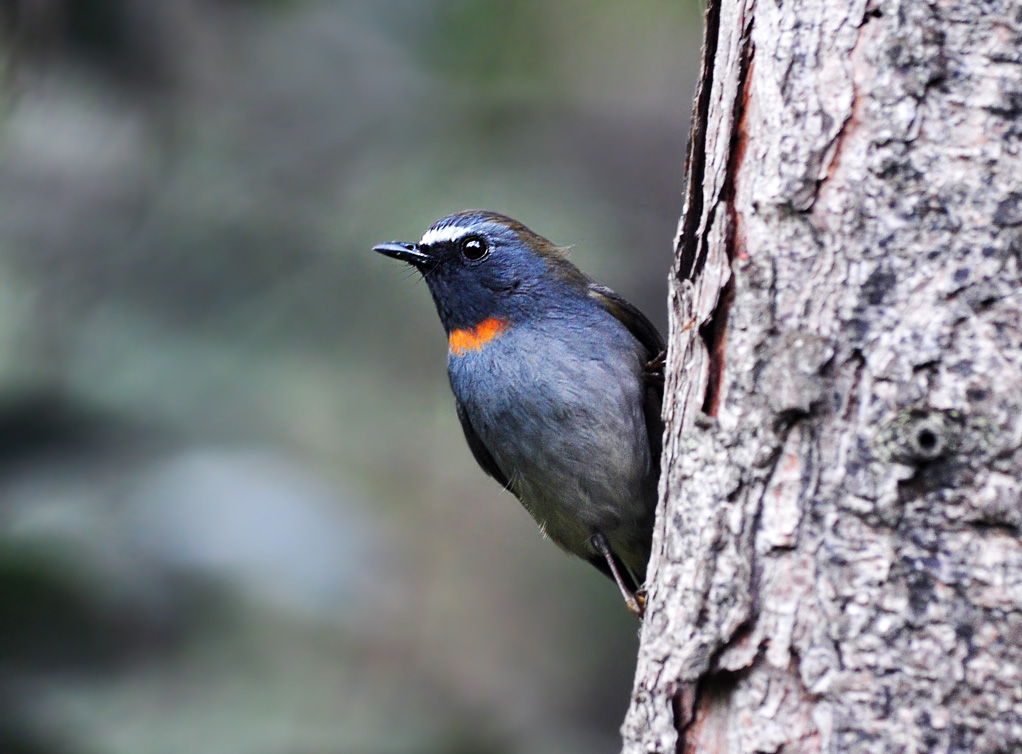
[{"xmin": 0, "ymin": 1, "xmax": 701, "ymax": 752}]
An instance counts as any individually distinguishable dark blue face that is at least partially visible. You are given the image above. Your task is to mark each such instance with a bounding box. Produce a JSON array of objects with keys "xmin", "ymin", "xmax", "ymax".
[{"xmin": 376, "ymin": 211, "xmax": 589, "ymax": 334}]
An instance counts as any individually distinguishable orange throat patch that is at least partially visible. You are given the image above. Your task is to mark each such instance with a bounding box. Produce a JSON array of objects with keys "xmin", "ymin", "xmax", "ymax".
[{"xmin": 449, "ymin": 317, "xmax": 508, "ymax": 356}]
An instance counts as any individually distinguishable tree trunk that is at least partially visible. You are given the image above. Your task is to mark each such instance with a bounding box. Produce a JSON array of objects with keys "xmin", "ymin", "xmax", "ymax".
[{"xmin": 623, "ymin": 0, "xmax": 1022, "ymax": 752}]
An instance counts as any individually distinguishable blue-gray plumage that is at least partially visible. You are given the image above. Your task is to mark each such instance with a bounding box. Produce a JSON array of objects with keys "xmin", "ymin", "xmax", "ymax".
[{"xmin": 374, "ymin": 210, "xmax": 664, "ymax": 614}]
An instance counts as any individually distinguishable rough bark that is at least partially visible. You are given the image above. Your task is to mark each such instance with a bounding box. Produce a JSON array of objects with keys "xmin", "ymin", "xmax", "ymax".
[{"xmin": 623, "ymin": 1, "xmax": 1022, "ymax": 752}]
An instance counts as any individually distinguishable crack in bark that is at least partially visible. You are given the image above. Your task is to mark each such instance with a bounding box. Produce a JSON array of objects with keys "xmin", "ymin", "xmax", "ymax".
[
  {"xmin": 671, "ymin": 682, "xmax": 696, "ymax": 754},
  {"xmin": 699, "ymin": 278, "xmax": 734, "ymax": 417},
  {"xmin": 677, "ymin": 668, "xmax": 748, "ymax": 754},
  {"xmin": 676, "ymin": 0, "xmax": 723, "ymax": 284},
  {"xmin": 814, "ymin": 6, "xmax": 877, "ymax": 203},
  {"xmin": 699, "ymin": 8, "xmax": 754, "ymax": 418}
]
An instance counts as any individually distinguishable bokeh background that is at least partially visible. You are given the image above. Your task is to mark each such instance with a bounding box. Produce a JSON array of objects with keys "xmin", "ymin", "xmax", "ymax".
[{"xmin": 0, "ymin": 2, "xmax": 702, "ymax": 752}]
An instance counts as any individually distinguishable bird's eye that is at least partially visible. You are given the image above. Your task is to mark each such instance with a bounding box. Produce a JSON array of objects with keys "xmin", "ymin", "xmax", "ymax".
[{"xmin": 460, "ymin": 235, "xmax": 490, "ymax": 261}]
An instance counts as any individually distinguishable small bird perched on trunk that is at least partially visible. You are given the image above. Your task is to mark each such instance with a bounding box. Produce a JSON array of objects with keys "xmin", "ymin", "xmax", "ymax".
[{"xmin": 375, "ymin": 211, "xmax": 664, "ymax": 615}]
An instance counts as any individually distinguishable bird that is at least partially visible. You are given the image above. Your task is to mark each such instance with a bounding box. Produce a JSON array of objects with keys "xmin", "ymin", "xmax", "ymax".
[{"xmin": 374, "ymin": 210, "xmax": 664, "ymax": 615}]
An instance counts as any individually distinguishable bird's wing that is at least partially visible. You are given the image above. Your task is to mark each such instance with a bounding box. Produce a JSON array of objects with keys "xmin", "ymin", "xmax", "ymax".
[
  {"xmin": 588, "ymin": 283, "xmax": 666, "ymax": 464},
  {"xmin": 455, "ymin": 398, "xmax": 512, "ymax": 489},
  {"xmin": 587, "ymin": 284, "xmax": 665, "ymax": 360}
]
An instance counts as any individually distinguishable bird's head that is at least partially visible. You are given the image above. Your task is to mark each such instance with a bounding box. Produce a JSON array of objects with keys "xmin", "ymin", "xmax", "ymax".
[{"xmin": 374, "ymin": 210, "xmax": 590, "ymax": 335}]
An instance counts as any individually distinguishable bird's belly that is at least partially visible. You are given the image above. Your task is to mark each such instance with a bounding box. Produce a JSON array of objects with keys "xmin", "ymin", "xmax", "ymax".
[{"xmin": 449, "ymin": 334, "xmax": 654, "ymax": 568}]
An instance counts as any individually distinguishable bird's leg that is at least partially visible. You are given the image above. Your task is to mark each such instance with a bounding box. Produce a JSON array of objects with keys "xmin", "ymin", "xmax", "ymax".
[{"xmin": 592, "ymin": 532, "xmax": 645, "ymax": 617}]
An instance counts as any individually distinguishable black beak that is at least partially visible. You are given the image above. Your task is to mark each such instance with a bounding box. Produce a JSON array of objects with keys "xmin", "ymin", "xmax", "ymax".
[{"xmin": 373, "ymin": 241, "xmax": 431, "ymax": 267}]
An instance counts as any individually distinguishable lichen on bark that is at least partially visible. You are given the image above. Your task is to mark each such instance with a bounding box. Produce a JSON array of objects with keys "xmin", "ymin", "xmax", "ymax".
[{"xmin": 623, "ymin": 1, "xmax": 1022, "ymax": 752}]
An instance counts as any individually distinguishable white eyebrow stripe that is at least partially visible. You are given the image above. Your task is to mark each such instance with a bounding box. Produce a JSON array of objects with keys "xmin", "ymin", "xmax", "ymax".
[{"xmin": 420, "ymin": 224, "xmax": 472, "ymax": 246}]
